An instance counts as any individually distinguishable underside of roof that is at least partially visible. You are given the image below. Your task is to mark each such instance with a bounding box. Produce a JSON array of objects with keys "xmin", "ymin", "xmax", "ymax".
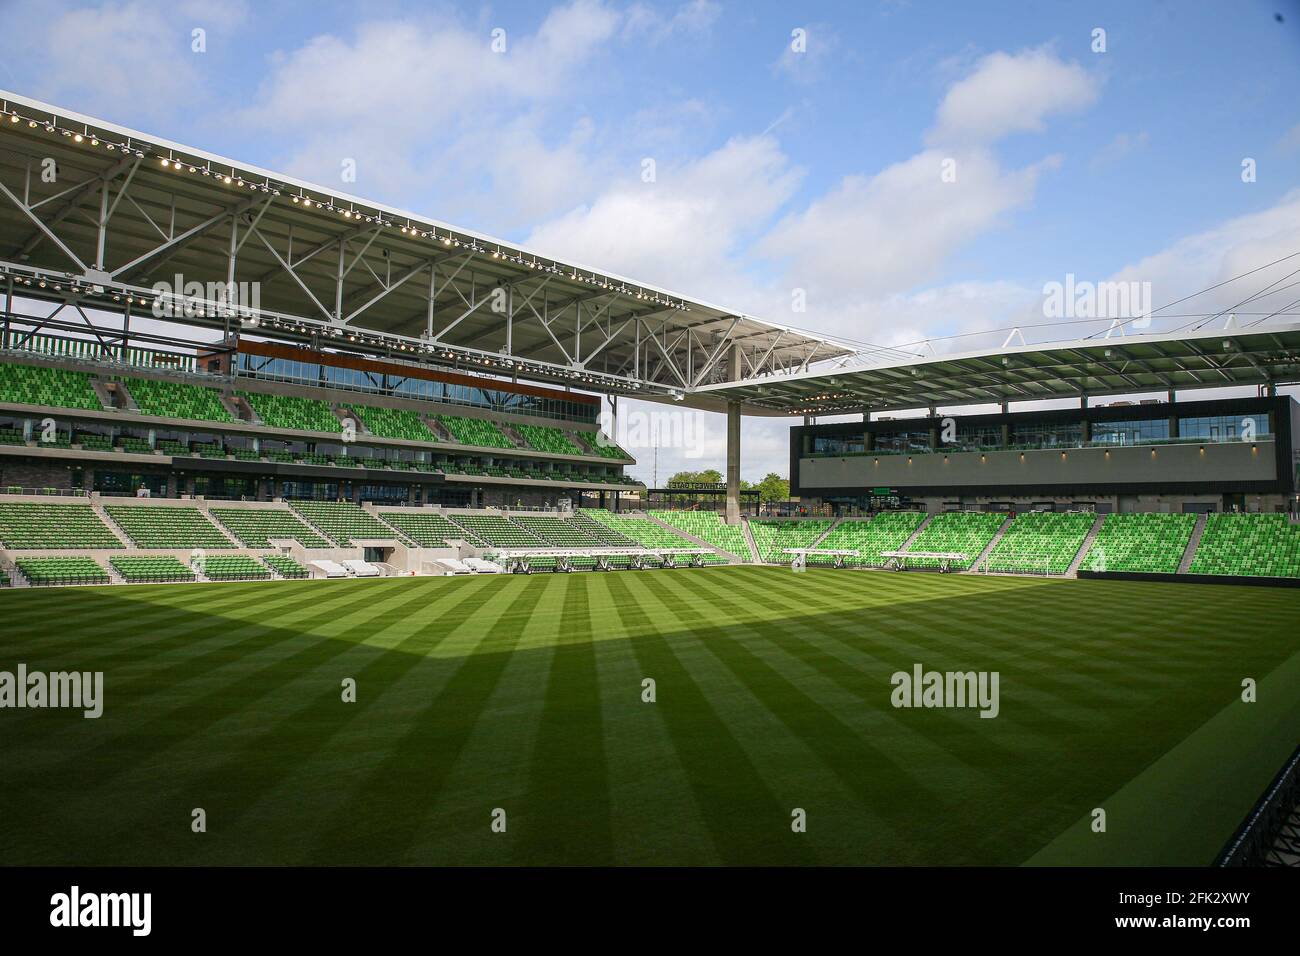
[
  {"xmin": 698, "ymin": 323, "xmax": 1300, "ymax": 415},
  {"xmin": 0, "ymin": 90, "xmax": 848, "ymax": 401}
]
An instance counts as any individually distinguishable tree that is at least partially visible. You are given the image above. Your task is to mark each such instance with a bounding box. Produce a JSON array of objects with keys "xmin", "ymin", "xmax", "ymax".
[{"xmin": 756, "ymin": 472, "xmax": 790, "ymax": 502}]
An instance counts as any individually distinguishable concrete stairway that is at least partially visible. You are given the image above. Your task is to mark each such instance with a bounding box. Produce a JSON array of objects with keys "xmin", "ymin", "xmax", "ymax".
[
  {"xmin": 1178, "ymin": 513, "xmax": 1208, "ymax": 574},
  {"xmin": 808, "ymin": 516, "xmax": 842, "ymax": 549},
  {"xmin": 740, "ymin": 517, "xmax": 762, "ymax": 563},
  {"xmin": 967, "ymin": 516, "xmax": 1013, "ymax": 573},
  {"xmin": 87, "ymin": 499, "xmax": 133, "ymax": 547},
  {"xmin": 898, "ymin": 513, "xmax": 936, "ymax": 553},
  {"xmin": 1066, "ymin": 514, "xmax": 1107, "ymax": 577},
  {"xmin": 645, "ymin": 513, "xmax": 745, "ymax": 563}
]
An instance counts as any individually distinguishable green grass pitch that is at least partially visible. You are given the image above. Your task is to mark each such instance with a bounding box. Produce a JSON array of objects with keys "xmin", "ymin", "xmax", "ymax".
[{"xmin": 1, "ymin": 566, "xmax": 1297, "ymax": 866}]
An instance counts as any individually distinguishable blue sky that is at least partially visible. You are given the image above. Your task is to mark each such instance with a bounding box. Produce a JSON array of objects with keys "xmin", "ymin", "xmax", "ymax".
[{"xmin": 1, "ymin": 0, "xmax": 1298, "ymax": 478}]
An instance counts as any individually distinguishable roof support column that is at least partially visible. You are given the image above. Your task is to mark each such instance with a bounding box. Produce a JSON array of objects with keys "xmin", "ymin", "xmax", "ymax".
[
  {"xmin": 725, "ymin": 343, "xmax": 743, "ymax": 525},
  {"xmin": 725, "ymin": 400, "xmax": 741, "ymax": 525}
]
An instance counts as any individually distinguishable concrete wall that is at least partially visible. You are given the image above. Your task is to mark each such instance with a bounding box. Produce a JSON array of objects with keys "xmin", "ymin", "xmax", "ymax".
[{"xmin": 800, "ymin": 440, "xmax": 1276, "ymax": 493}]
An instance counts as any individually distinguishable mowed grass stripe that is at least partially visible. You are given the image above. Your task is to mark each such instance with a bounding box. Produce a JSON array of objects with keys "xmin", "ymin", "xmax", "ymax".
[
  {"xmin": 400, "ymin": 576, "xmax": 571, "ymax": 864},
  {"xmin": 1, "ymin": 581, "xmax": 317, "ymax": 659},
  {"xmin": 513, "ymin": 574, "xmax": 615, "ymax": 864},
  {"xmin": 22, "ymin": 581, "xmax": 443, "ymax": 796},
  {"xmin": 2, "ymin": 584, "xmax": 366, "ymax": 755},
  {"xmin": 644, "ymin": 569, "xmax": 988, "ymax": 862},
  {"xmin": 2, "ymin": 569, "xmax": 1297, "ymax": 865},
  {"xmin": 583, "ymin": 571, "xmax": 719, "ymax": 865},
  {"xmin": 690, "ymin": 568, "xmax": 1028, "ymax": 771},
  {"xmin": 183, "ymin": 576, "xmax": 508, "ymax": 866},
  {"xmin": 304, "ymin": 575, "xmax": 549, "ymax": 864},
  {"xmin": 604, "ymin": 571, "xmax": 818, "ymax": 865}
]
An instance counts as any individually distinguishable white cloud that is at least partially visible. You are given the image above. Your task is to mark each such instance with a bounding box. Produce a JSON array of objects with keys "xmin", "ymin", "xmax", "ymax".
[
  {"xmin": 772, "ymin": 23, "xmax": 839, "ymax": 85},
  {"xmin": 928, "ymin": 47, "xmax": 1098, "ymax": 147},
  {"xmin": 758, "ymin": 148, "xmax": 1059, "ymax": 314},
  {"xmin": 624, "ymin": 0, "xmax": 722, "ymax": 43},
  {"xmin": 1, "ymin": 0, "xmax": 248, "ymax": 120},
  {"xmin": 525, "ymin": 135, "xmax": 803, "ymax": 306},
  {"xmin": 1106, "ymin": 188, "xmax": 1300, "ymax": 328}
]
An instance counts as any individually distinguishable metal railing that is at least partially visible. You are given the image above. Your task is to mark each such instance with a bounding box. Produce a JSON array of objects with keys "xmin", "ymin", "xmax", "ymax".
[{"xmin": 1216, "ymin": 745, "xmax": 1300, "ymax": 867}]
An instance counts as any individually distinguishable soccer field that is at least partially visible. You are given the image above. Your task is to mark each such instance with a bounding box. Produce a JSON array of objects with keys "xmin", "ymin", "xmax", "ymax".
[{"xmin": 1, "ymin": 567, "xmax": 1297, "ymax": 866}]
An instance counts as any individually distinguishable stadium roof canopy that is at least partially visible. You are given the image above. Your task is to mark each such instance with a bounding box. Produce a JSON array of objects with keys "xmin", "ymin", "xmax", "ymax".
[
  {"xmin": 3, "ymin": 90, "xmax": 1298, "ymax": 420},
  {"xmin": 0, "ymin": 89, "xmax": 850, "ymax": 402},
  {"xmin": 697, "ymin": 322, "xmax": 1300, "ymax": 416}
]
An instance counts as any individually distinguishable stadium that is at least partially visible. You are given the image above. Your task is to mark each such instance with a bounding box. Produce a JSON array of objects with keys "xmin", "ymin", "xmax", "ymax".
[{"xmin": 0, "ymin": 78, "xmax": 1297, "ymax": 879}]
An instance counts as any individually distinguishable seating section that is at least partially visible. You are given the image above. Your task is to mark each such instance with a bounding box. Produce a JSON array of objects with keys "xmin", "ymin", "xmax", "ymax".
[
  {"xmin": 516, "ymin": 423, "xmax": 583, "ymax": 457},
  {"xmin": 1080, "ymin": 513, "xmax": 1196, "ymax": 574},
  {"xmin": 813, "ymin": 512, "xmax": 927, "ymax": 567},
  {"xmin": 16, "ymin": 556, "xmax": 110, "ymax": 586},
  {"xmin": 581, "ymin": 432, "xmax": 631, "ymax": 460},
  {"xmin": 239, "ymin": 391, "xmax": 343, "ymax": 433},
  {"xmin": 580, "ymin": 509, "xmax": 722, "ymax": 563},
  {"xmin": 511, "ymin": 515, "xmax": 607, "ymax": 548},
  {"xmin": 76, "ymin": 433, "xmax": 113, "ymax": 451},
  {"xmin": 749, "ymin": 519, "xmax": 834, "ymax": 564},
  {"xmin": 203, "ymin": 555, "xmax": 272, "ymax": 581},
  {"xmin": 983, "ymin": 511, "xmax": 1096, "ymax": 575},
  {"xmin": 290, "ymin": 501, "xmax": 404, "ymax": 546},
  {"xmin": 0, "ymin": 502, "xmax": 123, "ymax": 549},
  {"xmin": 571, "ymin": 510, "xmax": 639, "ymax": 547},
  {"xmin": 124, "ymin": 377, "xmax": 233, "ymax": 422},
  {"xmin": 651, "ymin": 511, "xmax": 751, "ymax": 560},
  {"xmin": 352, "ymin": 404, "xmax": 437, "ymax": 442},
  {"xmin": 436, "ymin": 414, "xmax": 515, "ymax": 449},
  {"xmin": 210, "ymin": 508, "xmax": 331, "ymax": 548},
  {"xmin": 1188, "ymin": 513, "xmax": 1300, "ymax": 578},
  {"xmin": 105, "ymin": 505, "xmax": 233, "ymax": 549},
  {"xmin": 111, "ymin": 556, "xmax": 195, "ymax": 583},
  {"xmin": 378, "ymin": 511, "xmax": 487, "ymax": 547},
  {"xmin": 0, "ymin": 363, "xmax": 102, "ymax": 410},
  {"xmin": 448, "ymin": 514, "xmax": 547, "ymax": 548},
  {"xmin": 904, "ymin": 511, "xmax": 1006, "ymax": 570},
  {"xmin": 263, "ymin": 554, "xmax": 309, "ymax": 578}
]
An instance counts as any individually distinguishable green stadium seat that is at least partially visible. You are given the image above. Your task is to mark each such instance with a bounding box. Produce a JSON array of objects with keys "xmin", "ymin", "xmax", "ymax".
[
  {"xmin": 239, "ymin": 391, "xmax": 343, "ymax": 432},
  {"xmin": 124, "ymin": 377, "xmax": 233, "ymax": 422},
  {"xmin": 812, "ymin": 512, "xmax": 926, "ymax": 567},
  {"xmin": 516, "ymin": 423, "xmax": 584, "ymax": 457},
  {"xmin": 203, "ymin": 555, "xmax": 272, "ymax": 581},
  {"xmin": 1080, "ymin": 513, "xmax": 1196, "ymax": 574},
  {"xmin": 104, "ymin": 505, "xmax": 234, "ymax": 549},
  {"xmin": 983, "ymin": 511, "xmax": 1095, "ymax": 575},
  {"xmin": 210, "ymin": 508, "xmax": 332, "ymax": 548},
  {"xmin": 289, "ymin": 501, "xmax": 406, "ymax": 546},
  {"xmin": 352, "ymin": 404, "xmax": 437, "ymax": 442},
  {"xmin": 511, "ymin": 515, "xmax": 609, "ymax": 548},
  {"xmin": 377, "ymin": 511, "xmax": 487, "ymax": 547},
  {"xmin": 436, "ymin": 414, "xmax": 515, "ymax": 449},
  {"xmin": 448, "ymin": 514, "xmax": 547, "ymax": 548},
  {"xmin": 1188, "ymin": 513, "xmax": 1300, "ymax": 578},
  {"xmin": 262, "ymin": 554, "xmax": 309, "ymax": 578},
  {"xmin": 580, "ymin": 431, "xmax": 632, "ymax": 460},
  {"xmin": 16, "ymin": 556, "xmax": 110, "ymax": 586},
  {"xmin": 748, "ymin": 519, "xmax": 833, "ymax": 563},
  {"xmin": 0, "ymin": 363, "xmax": 102, "ymax": 410},
  {"xmin": 580, "ymin": 509, "xmax": 726, "ymax": 563},
  {"xmin": 111, "ymin": 556, "xmax": 195, "ymax": 583},
  {"xmin": 650, "ymin": 511, "xmax": 750, "ymax": 560},
  {"xmin": 0, "ymin": 502, "xmax": 123, "ymax": 549},
  {"xmin": 904, "ymin": 512, "xmax": 1005, "ymax": 570}
]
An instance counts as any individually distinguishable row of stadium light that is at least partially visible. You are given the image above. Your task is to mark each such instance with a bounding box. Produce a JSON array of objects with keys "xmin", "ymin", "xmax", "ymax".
[
  {"xmin": 0, "ymin": 261, "xmax": 645, "ymax": 394},
  {"xmin": 1, "ymin": 107, "xmax": 683, "ymax": 396},
  {"xmin": 0, "ymin": 106, "xmax": 692, "ymax": 313}
]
